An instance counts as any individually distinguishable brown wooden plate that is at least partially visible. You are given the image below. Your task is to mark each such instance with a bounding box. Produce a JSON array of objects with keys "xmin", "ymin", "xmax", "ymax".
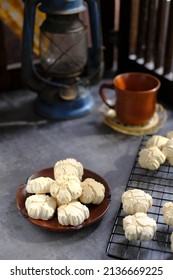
[{"xmin": 16, "ymin": 167, "xmax": 111, "ymax": 231}]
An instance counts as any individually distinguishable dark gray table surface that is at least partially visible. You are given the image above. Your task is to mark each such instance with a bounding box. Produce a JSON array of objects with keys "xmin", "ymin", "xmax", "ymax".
[{"xmin": 0, "ymin": 82, "xmax": 172, "ymax": 260}]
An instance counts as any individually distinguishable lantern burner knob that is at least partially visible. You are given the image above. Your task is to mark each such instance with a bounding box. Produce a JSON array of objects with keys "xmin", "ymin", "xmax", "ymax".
[{"xmin": 59, "ymin": 86, "xmax": 78, "ymax": 100}]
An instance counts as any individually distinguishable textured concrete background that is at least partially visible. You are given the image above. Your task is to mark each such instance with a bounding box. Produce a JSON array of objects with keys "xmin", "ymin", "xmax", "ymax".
[{"xmin": 0, "ymin": 83, "xmax": 172, "ymax": 260}]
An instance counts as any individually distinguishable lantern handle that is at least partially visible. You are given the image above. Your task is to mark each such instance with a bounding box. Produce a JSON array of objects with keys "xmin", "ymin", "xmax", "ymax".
[{"xmin": 85, "ymin": 0, "xmax": 104, "ymax": 81}]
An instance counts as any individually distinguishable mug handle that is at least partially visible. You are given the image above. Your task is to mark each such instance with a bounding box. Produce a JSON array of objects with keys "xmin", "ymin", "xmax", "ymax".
[{"xmin": 99, "ymin": 81, "xmax": 115, "ymax": 109}]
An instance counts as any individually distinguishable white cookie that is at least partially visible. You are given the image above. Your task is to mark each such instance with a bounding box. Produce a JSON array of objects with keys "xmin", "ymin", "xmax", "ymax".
[
  {"xmin": 162, "ymin": 202, "xmax": 173, "ymax": 226},
  {"xmin": 122, "ymin": 189, "xmax": 152, "ymax": 214},
  {"xmin": 50, "ymin": 176, "xmax": 82, "ymax": 205},
  {"xmin": 138, "ymin": 146, "xmax": 166, "ymax": 170},
  {"xmin": 162, "ymin": 139, "xmax": 173, "ymax": 165},
  {"xmin": 79, "ymin": 178, "xmax": 105, "ymax": 204},
  {"xmin": 54, "ymin": 158, "xmax": 83, "ymax": 181},
  {"xmin": 146, "ymin": 135, "xmax": 168, "ymax": 149},
  {"xmin": 25, "ymin": 194, "xmax": 57, "ymax": 220},
  {"xmin": 26, "ymin": 177, "xmax": 55, "ymax": 194},
  {"xmin": 57, "ymin": 201, "xmax": 89, "ymax": 226},
  {"xmin": 123, "ymin": 212, "xmax": 157, "ymax": 241}
]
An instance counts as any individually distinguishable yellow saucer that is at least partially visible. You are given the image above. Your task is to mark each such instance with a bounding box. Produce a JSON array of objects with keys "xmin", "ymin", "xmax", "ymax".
[{"xmin": 99, "ymin": 103, "xmax": 167, "ymax": 136}]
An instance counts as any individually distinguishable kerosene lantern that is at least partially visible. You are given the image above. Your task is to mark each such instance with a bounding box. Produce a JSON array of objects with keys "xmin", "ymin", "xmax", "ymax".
[{"xmin": 21, "ymin": 0, "xmax": 103, "ymax": 119}]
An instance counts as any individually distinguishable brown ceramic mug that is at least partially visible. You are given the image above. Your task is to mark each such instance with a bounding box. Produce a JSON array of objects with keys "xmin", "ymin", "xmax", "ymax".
[{"xmin": 99, "ymin": 72, "xmax": 161, "ymax": 126}]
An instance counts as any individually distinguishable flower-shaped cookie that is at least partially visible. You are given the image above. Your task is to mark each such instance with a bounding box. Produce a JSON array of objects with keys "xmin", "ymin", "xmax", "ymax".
[
  {"xmin": 162, "ymin": 139, "xmax": 173, "ymax": 165},
  {"xmin": 79, "ymin": 178, "xmax": 105, "ymax": 204},
  {"xmin": 123, "ymin": 212, "xmax": 157, "ymax": 241},
  {"xmin": 162, "ymin": 202, "xmax": 173, "ymax": 226},
  {"xmin": 50, "ymin": 176, "xmax": 82, "ymax": 205},
  {"xmin": 138, "ymin": 146, "xmax": 166, "ymax": 170},
  {"xmin": 146, "ymin": 135, "xmax": 168, "ymax": 149},
  {"xmin": 57, "ymin": 201, "xmax": 89, "ymax": 226},
  {"xmin": 26, "ymin": 177, "xmax": 55, "ymax": 194},
  {"xmin": 54, "ymin": 158, "xmax": 83, "ymax": 181},
  {"xmin": 122, "ymin": 189, "xmax": 152, "ymax": 214},
  {"xmin": 25, "ymin": 194, "xmax": 57, "ymax": 220}
]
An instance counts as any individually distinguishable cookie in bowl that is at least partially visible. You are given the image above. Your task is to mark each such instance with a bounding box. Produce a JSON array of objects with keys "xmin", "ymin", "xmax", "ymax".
[
  {"xmin": 50, "ymin": 175, "xmax": 82, "ymax": 206},
  {"xmin": 57, "ymin": 201, "xmax": 90, "ymax": 226},
  {"xmin": 54, "ymin": 158, "xmax": 84, "ymax": 181},
  {"xmin": 25, "ymin": 194, "xmax": 57, "ymax": 220},
  {"xmin": 79, "ymin": 178, "xmax": 105, "ymax": 205},
  {"xmin": 26, "ymin": 177, "xmax": 55, "ymax": 194}
]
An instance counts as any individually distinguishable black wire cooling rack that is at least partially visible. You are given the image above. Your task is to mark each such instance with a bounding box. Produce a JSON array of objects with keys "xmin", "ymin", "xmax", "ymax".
[{"xmin": 106, "ymin": 134, "xmax": 173, "ymax": 260}]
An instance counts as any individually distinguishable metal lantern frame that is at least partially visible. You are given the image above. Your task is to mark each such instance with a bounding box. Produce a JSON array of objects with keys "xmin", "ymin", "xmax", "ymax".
[{"xmin": 21, "ymin": 0, "xmax": 103, "ymax": 119}]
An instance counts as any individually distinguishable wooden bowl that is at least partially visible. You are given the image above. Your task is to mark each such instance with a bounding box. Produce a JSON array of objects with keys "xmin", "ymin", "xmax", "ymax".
[{"xmin": 16, "ymin": 167, "xmax": 111, "ymax": 231}]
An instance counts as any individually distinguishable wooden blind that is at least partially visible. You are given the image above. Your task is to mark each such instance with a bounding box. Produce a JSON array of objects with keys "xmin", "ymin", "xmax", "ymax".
[{"xmin": 129, "ymin": 0, "xmax": 173, "ymax": 81}]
